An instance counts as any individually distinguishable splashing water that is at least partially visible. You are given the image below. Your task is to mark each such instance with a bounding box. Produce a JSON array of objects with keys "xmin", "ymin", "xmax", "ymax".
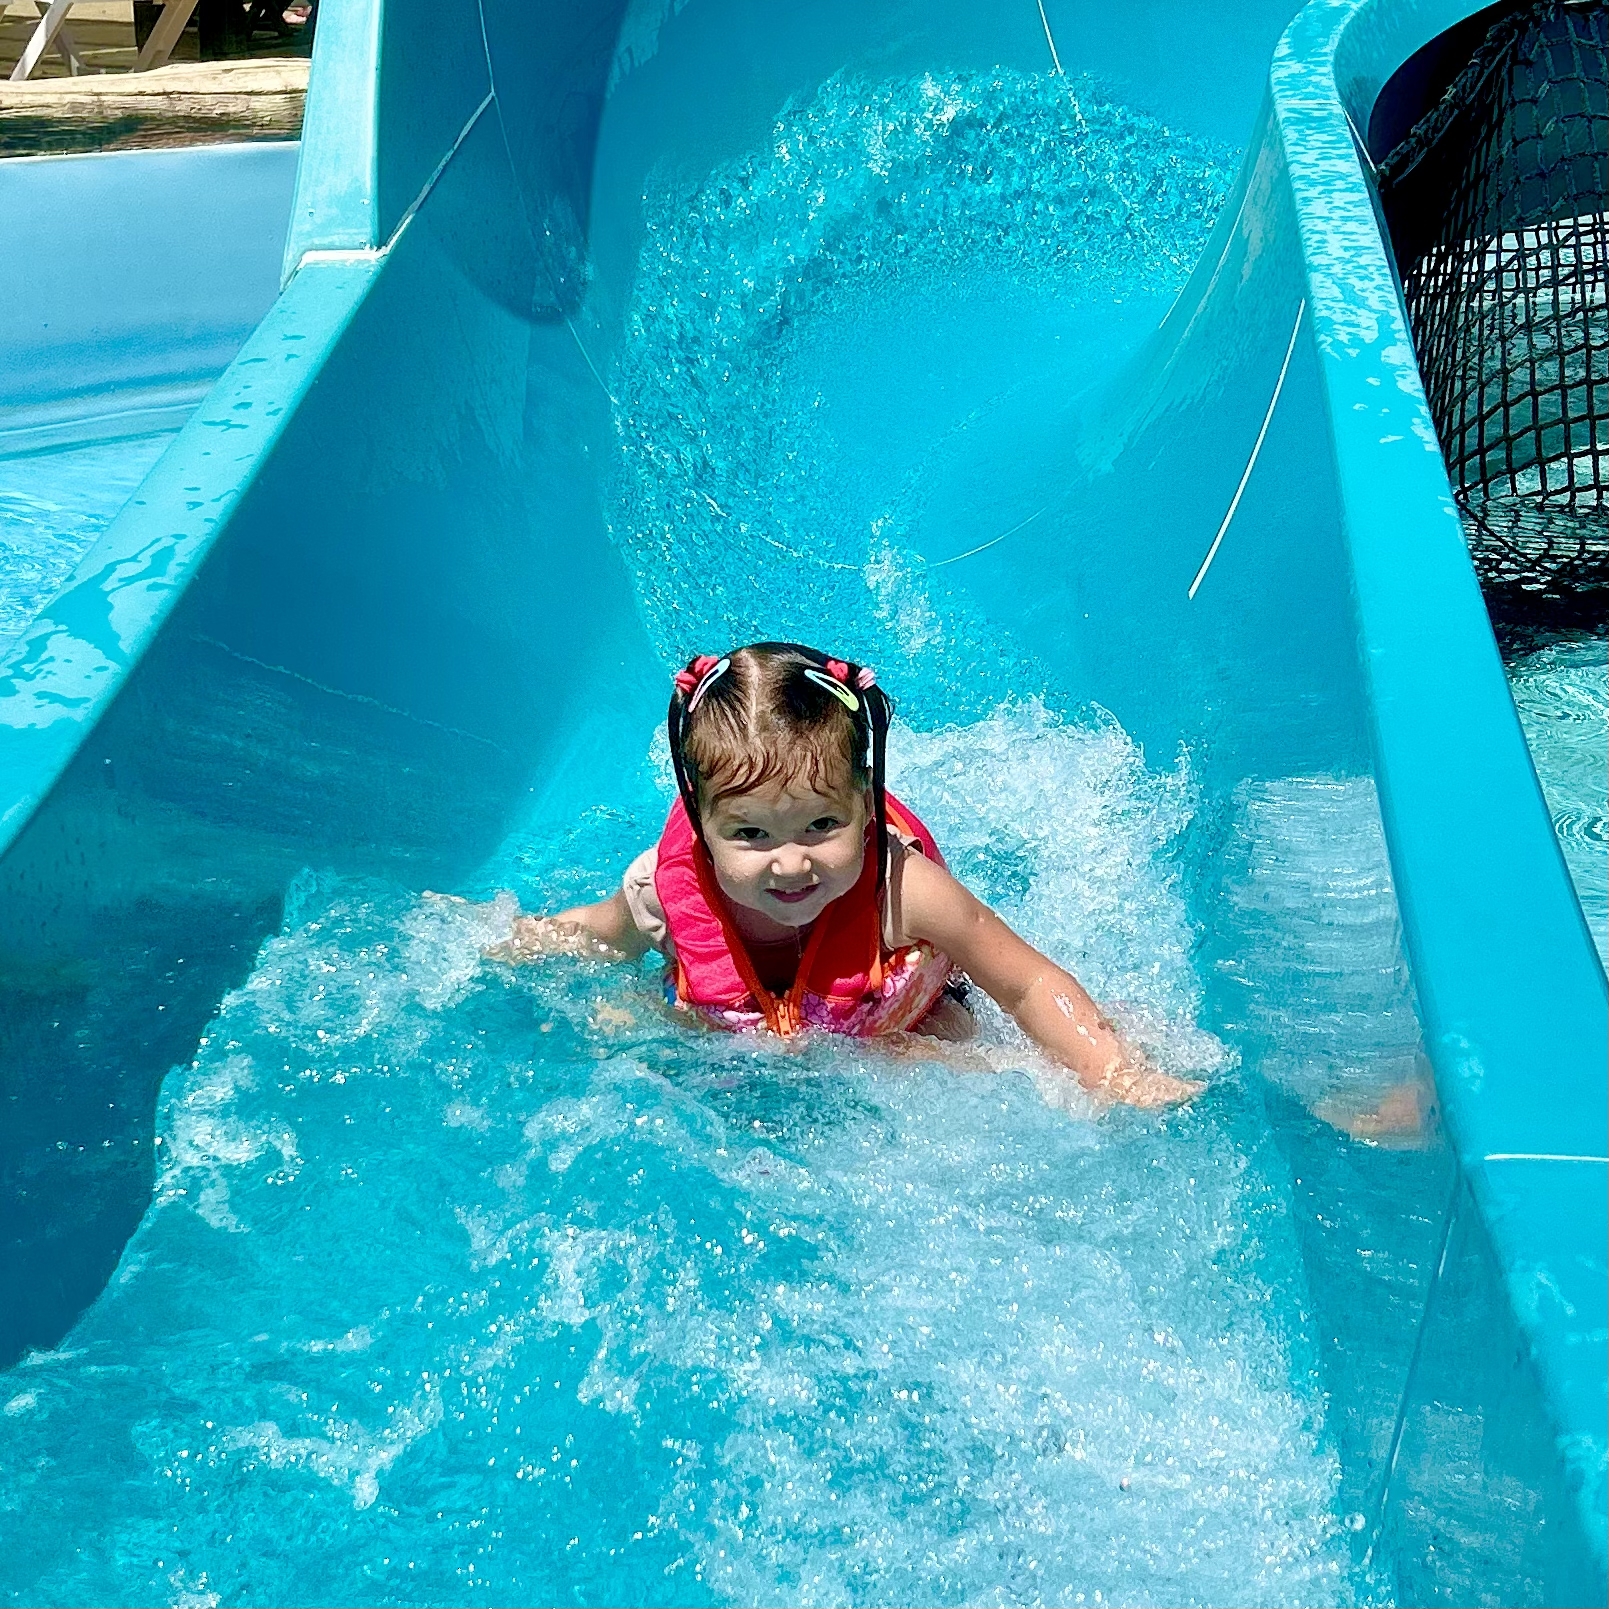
[
  {"xmin": 0, "ymin": 703, "xmax": 1373, "ymax": 1608},
  {"xmin": 1209, "ymin": 776, "xmax": 1429, "ymax": 1126}
]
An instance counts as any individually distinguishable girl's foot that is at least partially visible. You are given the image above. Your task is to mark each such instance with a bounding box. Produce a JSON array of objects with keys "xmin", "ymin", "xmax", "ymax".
[{"xmin": 1315, "ymin": 1080, "xmax": 1432, "ymax": 1147}]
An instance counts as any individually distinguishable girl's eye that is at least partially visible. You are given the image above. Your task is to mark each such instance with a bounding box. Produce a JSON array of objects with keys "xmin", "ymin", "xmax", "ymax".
[
  {"xmin": 733, "ymin": 827, "xmax": 769, "ymax": 842},
  {"xmin": 808, "ymin": 816, "xmax": 843, "ymax": 833}
]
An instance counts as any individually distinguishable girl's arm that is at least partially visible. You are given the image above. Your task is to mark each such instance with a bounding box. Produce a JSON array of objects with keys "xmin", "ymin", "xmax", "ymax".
[
  {"xmin": 893, "ymin": 851, "xmax": 1202, "ymax": 1108},
  {"xmin": 490, "ymin": 890, "xmax": 652, "ymax": 963},
  {"xmin": 426, "ymin": 889, "xmax": 651, "ymax": 962}
]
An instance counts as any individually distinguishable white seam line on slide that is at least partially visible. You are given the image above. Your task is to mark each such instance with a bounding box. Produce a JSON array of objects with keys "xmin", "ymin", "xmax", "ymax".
[{"xmin": 1188, "ymin": 298, "xmax": 1306, "ymax": 600}]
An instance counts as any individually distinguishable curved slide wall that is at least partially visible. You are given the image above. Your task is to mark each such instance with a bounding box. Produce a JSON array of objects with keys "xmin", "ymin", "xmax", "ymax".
[{"xmin": 0, "ymin": 0, "xmax": 1602, "ymax": 1599}]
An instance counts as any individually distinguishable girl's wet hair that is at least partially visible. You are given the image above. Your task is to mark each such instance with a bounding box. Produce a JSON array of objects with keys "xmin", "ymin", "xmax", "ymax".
[{"xmin": 667, "ymin": 642, "xmax": 894, "ymax": 888}]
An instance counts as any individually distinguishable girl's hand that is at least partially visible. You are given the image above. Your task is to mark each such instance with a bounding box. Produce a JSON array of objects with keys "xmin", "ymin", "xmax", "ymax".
[{"xmin": 1097, "ymin": 1059, "xmax": 1206, "ymax": 1109}]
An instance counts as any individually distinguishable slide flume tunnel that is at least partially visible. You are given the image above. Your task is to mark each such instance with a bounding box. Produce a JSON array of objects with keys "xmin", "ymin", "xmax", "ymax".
[{"xmin": 0, "ymin": 0, "xmax": 1602, "ymax": 1602}]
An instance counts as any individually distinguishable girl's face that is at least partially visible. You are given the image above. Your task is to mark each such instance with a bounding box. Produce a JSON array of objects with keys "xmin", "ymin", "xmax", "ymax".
[{"xmin": 702, "ymin": 774, "xmax": 869, "ymax": 940}]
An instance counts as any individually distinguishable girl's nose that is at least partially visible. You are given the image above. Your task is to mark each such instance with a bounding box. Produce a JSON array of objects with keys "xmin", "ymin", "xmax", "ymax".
[{"xmin": 771, "ymin": 848, "xmax": 813, "ymax": 880}]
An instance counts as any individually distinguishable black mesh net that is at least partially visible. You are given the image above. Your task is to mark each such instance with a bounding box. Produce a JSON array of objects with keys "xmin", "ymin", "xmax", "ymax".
[{"xmin": 1376, "ymin": 0, "xmax": 1607, "ymax": 629}]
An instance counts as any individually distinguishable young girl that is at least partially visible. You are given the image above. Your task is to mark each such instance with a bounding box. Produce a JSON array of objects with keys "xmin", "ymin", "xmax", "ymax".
[{"xmin": 482, "ymin": 642, "xmax": 1201, "ymax": 1109}]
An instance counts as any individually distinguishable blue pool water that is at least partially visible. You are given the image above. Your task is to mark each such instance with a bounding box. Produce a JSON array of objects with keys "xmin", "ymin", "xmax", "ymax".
[
  {"xmin": 1506, "ymin": 634, "xmax": 1608, "ymax": 965},
  {"xmin": 0, "ymin": 431, "xmax": 178, "ymax": 655},
  {"xmin": 0, "ymin": 63, "xmax": 1592, "ymax": 1609}
]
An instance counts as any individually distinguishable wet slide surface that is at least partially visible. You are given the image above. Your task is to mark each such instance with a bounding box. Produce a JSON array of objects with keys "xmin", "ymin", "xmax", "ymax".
[{"xmin": 0, "ymin": 3, "xmax": 1602, "ymax": 1606}]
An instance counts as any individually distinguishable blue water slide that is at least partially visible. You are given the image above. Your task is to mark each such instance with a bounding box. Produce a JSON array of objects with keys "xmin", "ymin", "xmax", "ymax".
[{"xmin": 0, "ymin": 0, "xmax": 1602, "ymax": 1600}]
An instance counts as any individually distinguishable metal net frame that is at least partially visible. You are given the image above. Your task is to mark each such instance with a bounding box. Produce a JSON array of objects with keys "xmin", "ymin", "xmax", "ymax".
[{"xmin": 1377, "ymin": 0, "xmax": 1607, "ymax": 625}]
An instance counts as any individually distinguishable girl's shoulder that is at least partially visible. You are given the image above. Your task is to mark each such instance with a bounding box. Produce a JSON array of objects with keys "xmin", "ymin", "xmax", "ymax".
[
  {"xmin": 620, "ymin": 846, "xmax": 669, "ymax": 951},
  {"xmin": 884, "ymin": 834, "xmax": 966, "ymax": 950}
]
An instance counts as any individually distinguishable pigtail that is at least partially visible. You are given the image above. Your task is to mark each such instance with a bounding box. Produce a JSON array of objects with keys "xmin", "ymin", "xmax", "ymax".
[
  {"xmin": 668, "ymin": 652, "xmax": 730, "ymax": 831},
  {"xmin": 668, "ymin": 689, "xmax": 700, "ymax": 831},
  {"xmin": 865, "ymin": 679, "xmax": 892, "ymax": 892},
  {"xmin": 804, "ymin": 648, "xmax": 892, "ymax": 892}
]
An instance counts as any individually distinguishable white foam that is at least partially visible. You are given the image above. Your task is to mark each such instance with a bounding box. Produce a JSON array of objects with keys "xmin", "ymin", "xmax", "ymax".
[{"xmin": 890, "ymin": 698, "xmax": 1231, "ymax": 1080}]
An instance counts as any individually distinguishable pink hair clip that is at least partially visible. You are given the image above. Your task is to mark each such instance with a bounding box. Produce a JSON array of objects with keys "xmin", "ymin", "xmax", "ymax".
[
  {"xmin": 855, "ymin": 666, "xmax": 877, "ymax": 691},
  {"xmin": 673, "ymin": 653, "xmax": 724, "ymax": 697},
  {"xmin": 824, "ymin": 659, "xmax": 850, "ymax": 684},
  {"xmin": 685, "ymin": 655, "xmax": 731, "ymax": 712}
]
